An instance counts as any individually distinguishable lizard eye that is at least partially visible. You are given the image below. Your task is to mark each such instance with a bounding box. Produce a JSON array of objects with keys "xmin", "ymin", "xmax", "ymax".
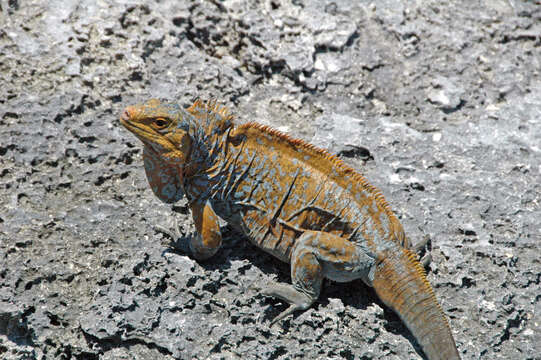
[{"xmin": 151, "ymin": 117, "xmax": 169, "ymax": 130}]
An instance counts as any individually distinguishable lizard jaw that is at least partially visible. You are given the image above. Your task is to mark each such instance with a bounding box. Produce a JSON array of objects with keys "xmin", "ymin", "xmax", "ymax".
[{"xmin": 119, "ymin": 107, "xmax": 177, "ymax": 154}]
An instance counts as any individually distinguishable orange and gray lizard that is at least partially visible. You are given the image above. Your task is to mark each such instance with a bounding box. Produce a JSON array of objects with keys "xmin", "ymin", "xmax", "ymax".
[{"xmin": 119, "ymin": 98, "xmax": 460, "ymax": 360}]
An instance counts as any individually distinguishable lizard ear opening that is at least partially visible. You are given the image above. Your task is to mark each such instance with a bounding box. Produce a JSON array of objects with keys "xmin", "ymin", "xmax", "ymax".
[{"xmin": 164, "ymin": 130, "xmax": 192, "ymax": 161}]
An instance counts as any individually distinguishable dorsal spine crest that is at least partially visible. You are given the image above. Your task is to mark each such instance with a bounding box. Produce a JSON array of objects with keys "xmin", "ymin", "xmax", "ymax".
[
  {"xmin": 236, "ymin": 122, "xmax": 398, "ymax": 220},
  {"xmin": 188, "ymin": 99, "xmax": 234, "ymax": 133}
]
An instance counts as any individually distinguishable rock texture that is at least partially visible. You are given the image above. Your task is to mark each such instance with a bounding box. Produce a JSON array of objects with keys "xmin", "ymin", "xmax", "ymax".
[{"xmin": 1, "ymin": 0, "xmax": 540, "ymax": 359}]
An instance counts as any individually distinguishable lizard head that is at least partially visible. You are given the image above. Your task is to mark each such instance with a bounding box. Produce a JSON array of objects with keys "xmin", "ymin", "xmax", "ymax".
[{"xmin": 120, "ymin": 98, "xmax": 192, "ymax": 166}]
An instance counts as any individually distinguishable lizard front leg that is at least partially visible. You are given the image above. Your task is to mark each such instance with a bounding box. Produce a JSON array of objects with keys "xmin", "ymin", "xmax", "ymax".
[
  {"xmin": 263, "ymin": 230, "xmax": 376, "ymax": 325},
  {"xmin": 189, "ymin": 199, "xmax": 223, "ymax": 260}
]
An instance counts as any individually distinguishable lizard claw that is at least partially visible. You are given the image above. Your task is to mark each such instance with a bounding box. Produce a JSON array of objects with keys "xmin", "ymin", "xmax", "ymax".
[
  {"xmin": 154, "ymin": 225, "xmax": 179, "ymax": 241},
  {"xmin": 412, "ymin": 234, "xmax": 431, "ymax": 253},
  {"xmin": 268, "ymin": 304, "xmax": 299, "ymax": 326},
  {"xmin": 420, "ymin": 253, "xmax": 432, "ymax": 268},
  {"xmin": 261, "ymin": 282, "xmax": 314, "ymax": 326},
  {"xmin": 413, "ymin": 233, "xmax": 432, "ymax": 268},
  {"xmin": 154, "ymin": 218, "xmax": 192, "ymax": 254}
]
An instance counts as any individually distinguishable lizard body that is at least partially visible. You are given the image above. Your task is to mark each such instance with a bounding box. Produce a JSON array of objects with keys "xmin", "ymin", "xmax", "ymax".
[{"xmin": 120, "ymin": 99, "xmax": 460, "ymax": 360}]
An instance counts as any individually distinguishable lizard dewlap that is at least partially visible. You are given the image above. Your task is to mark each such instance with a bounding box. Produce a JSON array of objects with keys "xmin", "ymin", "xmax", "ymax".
[{"xmin": 120, "ymin": 98, "xmax": 460, "ymax": 360}]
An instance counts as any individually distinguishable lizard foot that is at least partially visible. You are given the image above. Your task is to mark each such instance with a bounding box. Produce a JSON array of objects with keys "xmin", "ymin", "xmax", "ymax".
[
  {"xmin": 412, "ymin": 234, "xmax": 432, "ymax": 268},
  {"xmin": 154, "ymin": 218, "xmax": 191, "ymax": 254},
  {"xmin": 261, "ymin": 282, "xmax": 314, "ymax": 326},
  {"xmin": 420, "ymin": 253, "xmax": 432, "ymax": 268}
]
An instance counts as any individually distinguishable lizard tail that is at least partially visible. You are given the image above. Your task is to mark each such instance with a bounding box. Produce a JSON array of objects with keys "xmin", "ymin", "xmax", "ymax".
[{"xmin": 371, "ymin": 248, "xmax": 460, "ymax": 360}]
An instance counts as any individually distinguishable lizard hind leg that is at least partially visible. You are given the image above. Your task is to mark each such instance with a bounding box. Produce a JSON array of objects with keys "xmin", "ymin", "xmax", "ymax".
[
  {"xmin": 262, "ymin": 245, "xmax": 323, "ymax": 326},
  {"xmin": 262, "ymin": 230, "xmax": 375, "ymax": 326}
]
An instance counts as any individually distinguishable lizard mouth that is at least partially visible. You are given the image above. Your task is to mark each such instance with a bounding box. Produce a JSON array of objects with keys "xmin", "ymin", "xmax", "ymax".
[{"xmin": 119, "ymin": 109, "xmax": 174, "ymax": 152}]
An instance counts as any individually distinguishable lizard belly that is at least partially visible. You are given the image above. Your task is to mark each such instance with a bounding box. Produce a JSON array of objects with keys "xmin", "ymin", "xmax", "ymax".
[
  {"xmin": 241, "ymin": 208, "xmax": 297, "ymax": 263},
  {"xmin": 210, "ymin": 199, "xmax": 297, "ymax": 263}
]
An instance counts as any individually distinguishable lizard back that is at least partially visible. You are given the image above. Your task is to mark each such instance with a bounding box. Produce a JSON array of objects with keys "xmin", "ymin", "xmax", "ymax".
[{"xmin": 197, "ymin": 120, "xmax": 409, "ymax": 263}]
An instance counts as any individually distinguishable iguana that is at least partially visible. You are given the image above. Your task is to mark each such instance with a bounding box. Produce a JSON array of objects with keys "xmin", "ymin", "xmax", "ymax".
[{"xmin": 119, "ymin": 98, "xmax": 460, "ymax": 360}]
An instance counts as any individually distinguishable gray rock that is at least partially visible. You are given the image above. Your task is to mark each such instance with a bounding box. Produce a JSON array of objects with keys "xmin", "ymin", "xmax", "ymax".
[
  {"xmin": 427, "ymin": 76, "xmax": 465, "ymax": 112},
  {"xmin": 312, "ymin": 113, "xmax": 366, "ymax": 156}
]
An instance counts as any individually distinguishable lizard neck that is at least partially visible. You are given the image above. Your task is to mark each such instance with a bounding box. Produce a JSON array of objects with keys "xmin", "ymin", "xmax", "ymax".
[
  {"xmin": 179, "ymin": 106, "xmax": 231, "ymax": 175},
  {"xmin": 182, "ymin": 121, "xmax": 234, "ymax": 201}
]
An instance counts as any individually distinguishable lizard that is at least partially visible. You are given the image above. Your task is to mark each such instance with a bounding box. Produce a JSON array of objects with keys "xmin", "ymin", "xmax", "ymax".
[{"xmin": 119, "ymin": 98, "xmax": 460, "ymax": 360}]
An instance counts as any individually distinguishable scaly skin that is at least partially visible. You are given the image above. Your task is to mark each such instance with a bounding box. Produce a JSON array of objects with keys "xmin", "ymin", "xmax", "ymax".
[{"xmin": 119, "ymin": 98, "xmax": 460, "ymax": 360}]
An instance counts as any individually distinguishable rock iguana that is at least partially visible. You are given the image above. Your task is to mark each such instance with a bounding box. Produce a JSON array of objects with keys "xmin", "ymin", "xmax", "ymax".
[{"xmin": 119, "ymin": 98, "xmax": 460, "ymax": 360}]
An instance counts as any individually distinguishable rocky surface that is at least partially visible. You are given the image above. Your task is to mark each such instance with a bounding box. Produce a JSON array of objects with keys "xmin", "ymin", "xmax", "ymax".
[{"xmin": 1, "ymin": 0, "xmax": 540, "ymax": 359}]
